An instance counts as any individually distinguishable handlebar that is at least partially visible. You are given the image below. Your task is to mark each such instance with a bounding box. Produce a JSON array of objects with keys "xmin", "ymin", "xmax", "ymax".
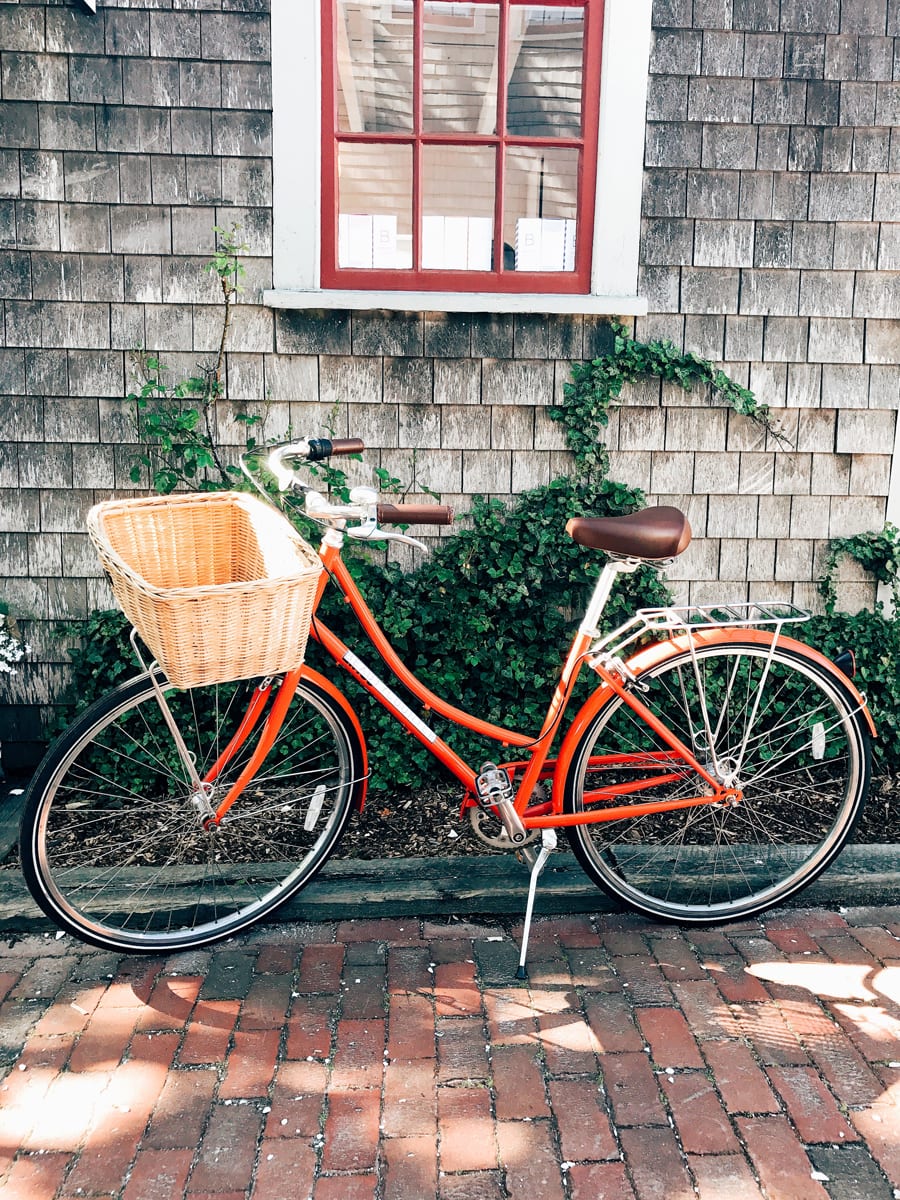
[
  {"xmin": 262, "ymin": 437, "xmax": 453, "ymax": 535},
  {"xmin": 377, "ymin": 503, "xmax": 454, "ymax": 526}
]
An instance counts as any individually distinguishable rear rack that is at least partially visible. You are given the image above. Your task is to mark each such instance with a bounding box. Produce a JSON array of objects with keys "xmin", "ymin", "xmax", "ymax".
[{"xmin": 593, "ymin": 600, "xmax": 810, "ymax": 662}]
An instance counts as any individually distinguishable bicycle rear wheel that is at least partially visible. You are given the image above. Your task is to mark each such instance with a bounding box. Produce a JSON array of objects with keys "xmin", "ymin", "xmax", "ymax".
[
  {"xmin": 563, "ymin": 636, "xmax": 870, "ymax": 923},
  {"xmin": 20, "ymin": 671, "xmax": 364, "ymax": 952}
]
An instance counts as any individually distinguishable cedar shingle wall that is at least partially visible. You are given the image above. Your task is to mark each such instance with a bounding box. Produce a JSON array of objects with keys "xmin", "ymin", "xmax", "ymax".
[{"xmin": 0, "ymin": 0, "xmax": 897, "ymax": 764}]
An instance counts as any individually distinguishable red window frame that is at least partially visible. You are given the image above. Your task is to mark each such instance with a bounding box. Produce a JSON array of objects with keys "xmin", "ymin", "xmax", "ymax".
[{"xmin": 320, "ymin": 0, "xmax": 603, "ymax": 293}]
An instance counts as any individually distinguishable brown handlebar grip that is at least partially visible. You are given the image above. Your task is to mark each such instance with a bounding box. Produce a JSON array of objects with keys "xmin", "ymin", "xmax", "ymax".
[
  {"xmin": 377, "ymin": 503, "xmax": 454, "ymax": 526},
  {"xmin": 329, "ymin": 438, "xmax": 365, "ymax": 455}
]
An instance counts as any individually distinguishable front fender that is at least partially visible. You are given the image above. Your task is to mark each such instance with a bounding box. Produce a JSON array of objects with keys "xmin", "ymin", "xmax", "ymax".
[
  {"xmin": 550, "ymin": 628, "xmax": 875, "ymax": 813},
  {"xmin": 300, "ymin": 665, "xmax": 369, "ymax": 810}
]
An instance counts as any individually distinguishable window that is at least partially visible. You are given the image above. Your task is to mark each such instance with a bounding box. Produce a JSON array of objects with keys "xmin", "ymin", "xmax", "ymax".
[
  {"xmin": 268, "ymin": 0, "xmax": 652, "ymax": 313},
  {"xmin": 323, "ymin": 2, "xmax": 598, "ymax": 292}
]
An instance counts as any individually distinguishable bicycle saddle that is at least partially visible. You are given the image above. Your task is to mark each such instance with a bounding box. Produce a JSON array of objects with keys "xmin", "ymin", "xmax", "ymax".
[{"xmin": 566, "ymin": 506, "xmax": 691, "ymax": 559}]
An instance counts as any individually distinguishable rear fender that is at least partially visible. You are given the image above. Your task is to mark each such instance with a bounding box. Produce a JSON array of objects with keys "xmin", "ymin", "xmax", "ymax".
[
  {"xmin": 300, "ymin": 665, "xmax": 369, "ymax": 811},
  {"xmin": 550, "ymin": 628, "xmax": 875, "ymax": 813}
]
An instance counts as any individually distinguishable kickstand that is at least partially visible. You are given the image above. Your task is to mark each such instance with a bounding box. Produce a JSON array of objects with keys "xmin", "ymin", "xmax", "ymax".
[{"xmin": 516, "ymin": 829, "xmax": 558, "ymax": 980}]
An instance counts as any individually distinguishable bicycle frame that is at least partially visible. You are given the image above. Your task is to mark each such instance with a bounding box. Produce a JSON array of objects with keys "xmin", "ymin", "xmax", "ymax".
[{"xmin": 201, "ymin": 527, "xmax": 740, "ymax": 829}]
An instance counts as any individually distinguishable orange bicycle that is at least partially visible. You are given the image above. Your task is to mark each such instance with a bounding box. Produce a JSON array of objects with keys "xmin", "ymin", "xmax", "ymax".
[{"xmin": 20, "ymin": 437, "xmax": 874, "ymax": 973}]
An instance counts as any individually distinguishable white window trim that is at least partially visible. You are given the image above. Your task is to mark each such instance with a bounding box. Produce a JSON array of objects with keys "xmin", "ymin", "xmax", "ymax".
[{"xmin": 266, "ymin": 0, "xmax": 651, "ymax": 315}]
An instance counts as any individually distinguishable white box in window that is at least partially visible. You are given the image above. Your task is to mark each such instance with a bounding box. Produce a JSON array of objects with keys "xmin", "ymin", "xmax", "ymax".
[
  {"xmin": 338, "ymin": 214, "xmax": 399, "ymax": 268},
  {"xmin": 515, "ymin": 218, "xmax": 576, "ymax": 271},
  {"xmin": 422, "ymin": 215, "xmax": 493, "ymax": 270}
]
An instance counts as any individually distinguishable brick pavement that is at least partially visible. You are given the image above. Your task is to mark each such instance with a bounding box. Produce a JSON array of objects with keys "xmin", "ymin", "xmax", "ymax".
[{"xmin": 0, "ymin": 905, "xmax": 898, "ymax": 1200}]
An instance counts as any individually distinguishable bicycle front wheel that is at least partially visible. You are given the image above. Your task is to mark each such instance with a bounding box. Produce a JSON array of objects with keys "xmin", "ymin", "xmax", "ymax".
[
  {"xmin": 20, "ymin": 671, "xmax": 364, "ymax": 952},
  {"xmin": 563, "ymin": 636, "xmax": 871, "ymax": 923}
]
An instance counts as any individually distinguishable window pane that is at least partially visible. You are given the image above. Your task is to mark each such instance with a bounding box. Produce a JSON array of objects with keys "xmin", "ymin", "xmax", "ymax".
[
  {"xmin": 338, "ymin": 143, "xmax": 413, "ymax": 268},
  {"xmin": 422, "ymin": 144, "xmax": 495, "ymax": 270},
  {"xmin": 336, "ymin": 0, "xmax": 413, "ymax": 133},
  {"xmin": 504, "ymin": 145, "xmax": 578, "ymax": 271},
  {"xmin": 422, "ymin": 3, "xmax": 500, "ymax": 134},
  {"xmin": 506, "ymin": 5, "xmax": 584, "ymax": 137}
]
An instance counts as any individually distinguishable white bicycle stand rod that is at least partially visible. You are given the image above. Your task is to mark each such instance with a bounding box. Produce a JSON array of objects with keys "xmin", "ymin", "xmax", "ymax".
[{"xmin": 516, "ymin": 829, "xmax": 558, "ymax": 980}]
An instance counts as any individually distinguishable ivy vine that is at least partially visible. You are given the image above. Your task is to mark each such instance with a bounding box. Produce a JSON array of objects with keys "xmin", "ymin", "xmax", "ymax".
[
  {"xmin": 551, "ymin": 322, "xmax": 787, "ymax": 479},
  {"xmin": 818, "ymin": 523, "xmax": 900, "ymax": 616}
]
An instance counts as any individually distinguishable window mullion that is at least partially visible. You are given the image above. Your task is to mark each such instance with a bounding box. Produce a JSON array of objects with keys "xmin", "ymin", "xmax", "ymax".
[
  {"xmin": 494, "ymin": 0, "xmax": 509, "ymax": 274},
  {"xmin": 412, "ymin": 1, "xmax": 423, "ymax": 272}
]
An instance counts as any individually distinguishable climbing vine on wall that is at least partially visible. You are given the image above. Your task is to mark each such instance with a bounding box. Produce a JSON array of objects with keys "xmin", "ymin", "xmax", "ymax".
[{"xmin": 551, "ymin": 322, "xmax": 786, "ymax": 480}]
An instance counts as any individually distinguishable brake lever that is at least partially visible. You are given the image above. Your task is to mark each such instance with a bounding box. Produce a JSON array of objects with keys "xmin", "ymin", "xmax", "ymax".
[{"xmin": 346, "ymin": 522, "xmax": 428, "ymax": 552}]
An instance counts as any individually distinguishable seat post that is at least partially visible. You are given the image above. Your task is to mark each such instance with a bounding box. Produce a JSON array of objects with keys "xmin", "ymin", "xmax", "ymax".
[{"xmin": 578, "ymin": 558, "xmax": 640, "ymax": 639}]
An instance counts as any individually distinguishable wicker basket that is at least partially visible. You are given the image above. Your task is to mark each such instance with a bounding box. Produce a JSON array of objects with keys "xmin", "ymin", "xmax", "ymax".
[{"xmin": 88, "ymin": 491, "xmax": 323, "ymax": 689}]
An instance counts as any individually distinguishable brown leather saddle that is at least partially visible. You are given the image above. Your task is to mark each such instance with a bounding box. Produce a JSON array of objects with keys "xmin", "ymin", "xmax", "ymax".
[{"xmin": 566, "ymin": 506, "xmax": 691, "ymax": 560}]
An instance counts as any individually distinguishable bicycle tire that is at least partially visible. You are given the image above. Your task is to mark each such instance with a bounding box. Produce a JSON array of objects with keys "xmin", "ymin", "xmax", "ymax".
[
  {"xmin": 20, "ymin": 671, "xmax": 365, "ymax": 953},
  {"xmin": 562, "ymin": 635, "xmax": 871, "ymax": 924}
]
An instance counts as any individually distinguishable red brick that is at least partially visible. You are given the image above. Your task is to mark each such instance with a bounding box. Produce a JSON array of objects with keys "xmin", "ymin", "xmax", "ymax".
[
  {"xmin": 285, "ymin": 994, "xmax": 335, "ymax": 1059},
  {"xmin": 662, "ymin": 1071, "xmax": 740, "ymax": 1153},
  {"xmin": 143, "ymin": 1068, "xmax": 218, "ymax": 1150},
  {"xmin": 603, "ymin": 931, "xmax": 648, "ymax": 956},
  {"xmin": 179, "ymin": 999, "xmax": 240, "ymax": 1064},
  {"xmin": 497, "ymin": 1120, "xmax": 565, "ymax": 1200},
  {"xmin": 30, "ymin": 992, "xmax": 95, "ymax": 1038},
  {"xmin": 548, "ymin": 1078, "xmax": 618, "ymax": 1161},
  {"xmin": 649, "ymin": 934, "xmax": 707, "ymax": 981},
  {"xmin": 602, "ymin": 1052, "xmax": 667, "ymax": 1127},
  {"xmin": 701, "ymin": 1039, "xmax": 779, "ymax": 1113},
  {"xmin": 671, "ymin": 981, "xmax": 741, "ymax": 1040},
  {"xmin": 315, "ymin": 1175, "xmax": 378, "ymax": 1200},
  {"xmin": 537, "ymin": 1011, "xmax": 600, "ymax": 1075},
  {"xmin": 240, "ymin": 973, "xmax": 295, "ymax": 1028},
  {"xmin": 3, "ymin": 1151, "xmax": 72, "ymax": 1200},
  {"xmin": 851, "ymin": 1105, "xmax": 900, "ymax": 1187},
  {"xmin": 135, "ymin": 976, "xmax": 202, "ymax": 1031},
  {"xmin": 190, "ymin": 1102, "xmax": 264, "ymax": 1194},
  {"xmin": 437, "ymin": 1015, "xmax": 490, "ymax": 1083},
  {"xmin": 253, "ymin": 1139, "xmax": 316, "ymax": 1200},
  {"xmin": 706, "ymin": 956, "xmax": 772, "ymax": 1003},
  {"xmin": 437, "ymin": 1085, "xmax": 496, "ymax": 1171},
  {"xmin": 563, "ymin": 946, "xmax": 619, "ymax": 990},
  {"xmin": 122, "ymin": 1148, "xmax": 193, "ymax": 1200},
  {"xmin": 255, "ymin": 944, "xmax": 297, "ymax": 974},
  {"xmin": 483, "ymin": 987, "xmax": 538, "ymax": 1045},
  {"xmin": 219, "ymin": 1029, "xmax": 281, "ymax": 1099},
  {"xmin": 382, "ymin": 1133, "xmax": 438, "ymax": 1200},
  {"xmin": 780, "ymin": 998, "xmax": 884, "ymax": 1105},
  {"xmin": 341, "ymin": 962, "xmax": 387, "ymax": 1021},
  {"xmin": 20, "ymin": 1068, "xmax": 112, "ymax": 1152},
  {"xmin": 766, "ymin": 928, "xmax": 821, "ymax": 955},
  {"xmin": 265, "ymin": 1059, "xmax": 327, "ymax": 1138},
  {"xmin": 583, "ymin": 991, "xmax": 644, "ymax": 1053},
  {"xmin": 67, "ymin": 1005, "xmax": 145, "ymax": 1072},
  {"xmin": 438, "ymin": 1170, "xmax": 506, "ymax": 1199},
  {"xmin": 315, "ymin": 1176, "xmax": 377, "ymax": 1200},
  {"xmin": 636, "ymin": 1007, "xmax": 704, "ymax": 1068},
  {"xmin": 387, "ymin": 992, "xmax": 435, "ymax": 1060},
  {"xmin": 765, "ymin": 909, "xmax": 849, "ymax": 933},
  {"xmin": 330, "ymin": 1018, "xmax": 386, "ymax": 1089},
  {"xmin": 847, "ymin": 925, "xmax": 900, "ymax": 961},
  {"xmin": 434, "ymin": 960, "xmax": 481, "ymax": 1016},
  {"xmin": 609, "ymin": 954, "xmax": 672, "ymax": 1005},
  {"xmin": 736, "ymin": 1000, "xmax": 809, "ymax": 1066},
  {"xmin": 129, "ymin": 1030, "xmax": 179, "ymax": 1070},
  {"xmin": 491, "ymin": 1044, "xmax": 548, "ymax": 1120},
  {"xmin": 767, "ymin": 1065, "xmax": 859, "ymax": 1143},
  {"xmin": 337, "ymin": 918, "xmax": 419, "ymax": 944},
  {"xmin": 322, "ymin": 1089, "xmax": 381, "ymax": 1171},
  {"xmin": 63, "ymin": 1060, "xmax": 169, "ymax": 1195},
  {"xmin": 568, "ymin": 1161, "xmax": 636, "ymax": 1200},
  {"xmin": 382, "ymin": 1058, "xmax": 437, "ymax": 1137},
  {"xmin": 388, "ymin": 945, "xmax": 434, "ymax": 993},
  {"xmin": 689, "ymin": 1152, "xmax": 766, "ymax": 1199},
  {"xmin": 619, "ymin": 1125, "xmax": 693, "ymax": 1200},
  {"xmin": 0, "ymin": 1039, "xmax": 74, "ymax": 1145},
  {"xmin": 0, "ymin": 971, "xmax": 22, "ymax": 1003},
  {"xmin": 828, "ymin": 998, "xmax": 900, "ymax": 1063},
  {"xmin": 297, "ymin": 944, "xmax": 344, "ymax": 992},
  {"xmin": 737, "ymin": 1115, "xmax": 830, "ymax": 1200}
]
